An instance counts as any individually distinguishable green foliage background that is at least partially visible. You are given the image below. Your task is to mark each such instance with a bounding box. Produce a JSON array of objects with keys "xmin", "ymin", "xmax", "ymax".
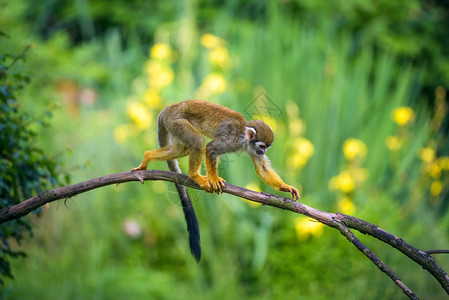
[{"xmin": 1, "ymin": 0, "xmax": 449, "ymax": 299}]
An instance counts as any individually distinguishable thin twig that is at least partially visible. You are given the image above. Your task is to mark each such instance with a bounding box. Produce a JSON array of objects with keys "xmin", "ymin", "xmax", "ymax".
[
  {"xmin": 7, "ymin": 44, "xmax": 32, "ymax": 70},
  {"xmin": 336, "ymin": 223, "xmax": 418, "ymax": 299},
  {"xmin": 425, "ymin": 250, "xmax": 449, "ymax": 255},
  {"xmin": 0, "ymin": 170, "xmax": 448, "ymax": 298}
]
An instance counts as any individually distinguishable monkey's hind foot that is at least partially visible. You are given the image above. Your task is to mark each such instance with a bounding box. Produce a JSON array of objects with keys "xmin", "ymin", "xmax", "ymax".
[
  {"xmin": 208, "ymin": 176, "xmax": 226, "ymax": 194},
  {"xmin": 190, "ymin": 174, "xmax": 213, "ymax": 193},
  {"xmin": 131, "ymin": 164, "xmax": 148, "ymax": 172}
]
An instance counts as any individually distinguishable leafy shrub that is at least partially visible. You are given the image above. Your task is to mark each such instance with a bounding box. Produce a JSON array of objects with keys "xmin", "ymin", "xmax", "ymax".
[{"xmin": 0, "ymin": 46, "xmax": 65, "ymax": 284}]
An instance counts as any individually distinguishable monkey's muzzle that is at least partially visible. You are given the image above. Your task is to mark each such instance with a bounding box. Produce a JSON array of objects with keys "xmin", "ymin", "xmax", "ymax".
[{"xmin": 256, "ymin": 149, "xmax": 265, "ymax": 155}]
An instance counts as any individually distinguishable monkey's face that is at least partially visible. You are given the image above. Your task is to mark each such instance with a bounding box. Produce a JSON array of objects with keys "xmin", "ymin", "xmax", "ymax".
[
  {"xmin": 247, "ymin": 136, "xmax": 271, "ymax": 156},
  {"xmin": 245, "ymin": 121, "xmax": 274, "ymax": 156},
  {"xmin": 253, "ymin": 141, "xmax": 269, "ymax": 155}
]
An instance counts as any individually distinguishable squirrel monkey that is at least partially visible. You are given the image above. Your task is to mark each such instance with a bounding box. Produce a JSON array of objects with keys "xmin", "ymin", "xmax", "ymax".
[{"xmin": 131, "ymin": 100, "xmax": 299, "ymax": 261}]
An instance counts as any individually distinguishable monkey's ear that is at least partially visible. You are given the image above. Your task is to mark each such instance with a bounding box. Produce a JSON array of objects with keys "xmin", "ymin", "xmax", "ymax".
[{"xmin": 245, "ymin": 127, "xmax": 257, "ymax": 141}]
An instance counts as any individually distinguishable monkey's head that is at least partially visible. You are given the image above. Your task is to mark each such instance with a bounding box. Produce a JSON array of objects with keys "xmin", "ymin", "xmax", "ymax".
[{"xmin": 245, "ymin": 120, "xmax": 274, "ymax": 156}]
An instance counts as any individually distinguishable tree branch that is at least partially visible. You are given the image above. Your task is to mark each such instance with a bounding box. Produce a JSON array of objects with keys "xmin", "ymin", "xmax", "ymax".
[{"xmin": 1, "ymin": 170, "xmax": 448, "ymax": 299}]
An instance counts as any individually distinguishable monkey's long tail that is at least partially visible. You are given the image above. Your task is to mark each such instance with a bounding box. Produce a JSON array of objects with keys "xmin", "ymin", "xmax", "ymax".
[
  {"xmin": 158, "ymin": 115, "xmax": 201, "ymax": 262},
  {"xmin": 171, "ymin": 178, "xmax": 201, "ymax": 262}
]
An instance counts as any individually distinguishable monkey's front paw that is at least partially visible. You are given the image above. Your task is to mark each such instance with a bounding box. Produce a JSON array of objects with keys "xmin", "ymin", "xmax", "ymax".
[
  {"xmin": 280, "ymin": 185, "xmax": 300, "ymax": 200},
  {"xmin": 208, "ymin": 176, "xmax": 226, "ymax": 194}
]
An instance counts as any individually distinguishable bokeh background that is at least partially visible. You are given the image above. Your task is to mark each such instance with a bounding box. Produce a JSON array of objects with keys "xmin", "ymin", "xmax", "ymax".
[{"xmin": 1, "ymin": 0, "xmax": 449, "ymax": 299}]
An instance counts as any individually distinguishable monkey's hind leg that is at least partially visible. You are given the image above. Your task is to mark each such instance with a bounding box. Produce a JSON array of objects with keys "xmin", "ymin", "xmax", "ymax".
[
  {"xmin": 205, "ymin": 149, "xmax": 226, "ymax": 194},
  {"xmin": 168, "ymin": 119, "xmax": 213, "ymax": 193},
  {"xmin": 187, "ymin": 146, "xmax": 213, "ymax": 193},
  {"xmin": 131, "ymin": 144, "xmax": 187, "ymax": 171}
]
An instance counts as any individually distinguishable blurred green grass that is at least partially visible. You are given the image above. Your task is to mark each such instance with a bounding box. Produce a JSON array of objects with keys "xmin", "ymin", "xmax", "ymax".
[{"xmin": 1, "ymin": 0, "xmax": 449, "ymax": 299}]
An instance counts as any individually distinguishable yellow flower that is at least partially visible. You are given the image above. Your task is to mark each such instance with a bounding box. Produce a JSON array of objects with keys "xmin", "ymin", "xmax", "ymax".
[
  {"xmin": 337, "ymin": 197, "xmax": 356, "ymax": 215},
  {"xmin": 385, "ymin": 135, "xmax": 403, "ymax": 151},
  {"xmin": 200, "ymin": 33, "xmax": 226, "ymax": 49},
  {"xmin": 114, "ymin": 124, "xmax": 131, "ymax": 144},
  {"xmin": 146, "ymin": 61, "xmax": 174, "ymax": 89},
  {"xmin": 150, "ymin": 43, "xmax": 173, "ymax": 61},
  {"xmin": 418, "ymin": 147, "xmax": 436, "ymax": 163},
  {"xmin": 295, "ymin": 138, "xmax": 314, "ymax": 159},
  {"xmin": 343, "ymin": 138, "xmax": 367, "ymax": 161},
  {"xmin": 329, "ymin": 171, "xmax": 355, "ymax": 193},
  {"xmin": 127, "ymin": 102, "xmax": 152, "ymax": 129},
  {"xmin": 209, "ymin": 46, "xmax": 231, "ymax": 69},
  {"xmin": 143, "ymin": 89, "xmax": 162, "ymax": 109},
  {"xmin": 291, "ymin": 153, "xmax": 308, "ymax": 169},
  {"xmin": 337, "ymin": 172, "xmax": 355, "ymax": 193},
  {"xmin": 146, "ymin": 60, "xmax": 163, "ymax": 77},
  {"xmin": 286, "ymin": 101, "xmax": 300, "ymax": 119},
  {"xmin": 202, "ymin": 73, "xmax": 227, "ymax": 94},
  {"xmin": 153, "ymin": 68, "xmax": 174, "ymax": 89},
  {"xmin": 392, "ymin": 106, "xmax": 415, "ymax": 126},
  {"xmin": 430, "ymin": 180, "xmax": 443, "ymax": 197},
  {"xmin": 294, "ymin": 217, "xmax": 324, "ymax": 240},
  {"xmin": 437, "ymin": 156, "xmax": 449, "ymax": 170},
  {"xmin": 289, "ymin": 118, "xmax": 305, "ymax": 136},
  {"xmin": 245, "ymin": 182, "xmax": 261, "ymax": 192},
  {"xmin": 428, "ymin": 163, "xmax": 442, "ymax": 179},
  {"xmin": 290, "ymin": 137, "xmax": 314, "ymax": 169},
  {"xmin": 243, "ymin": 182, "xmax": 262, "ymax": 207}
]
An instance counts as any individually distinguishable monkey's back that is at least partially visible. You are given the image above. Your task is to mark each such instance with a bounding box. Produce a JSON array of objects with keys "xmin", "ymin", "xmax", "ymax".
[{"xmin": 160, "ymin": 100, "xmax": 247, "ymax": 139}]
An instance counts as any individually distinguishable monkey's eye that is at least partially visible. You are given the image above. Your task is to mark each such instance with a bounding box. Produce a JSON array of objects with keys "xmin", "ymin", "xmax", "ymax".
[{"xmin": 255, "ymin": 142, "xmax": 267, "ymax": 149}]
